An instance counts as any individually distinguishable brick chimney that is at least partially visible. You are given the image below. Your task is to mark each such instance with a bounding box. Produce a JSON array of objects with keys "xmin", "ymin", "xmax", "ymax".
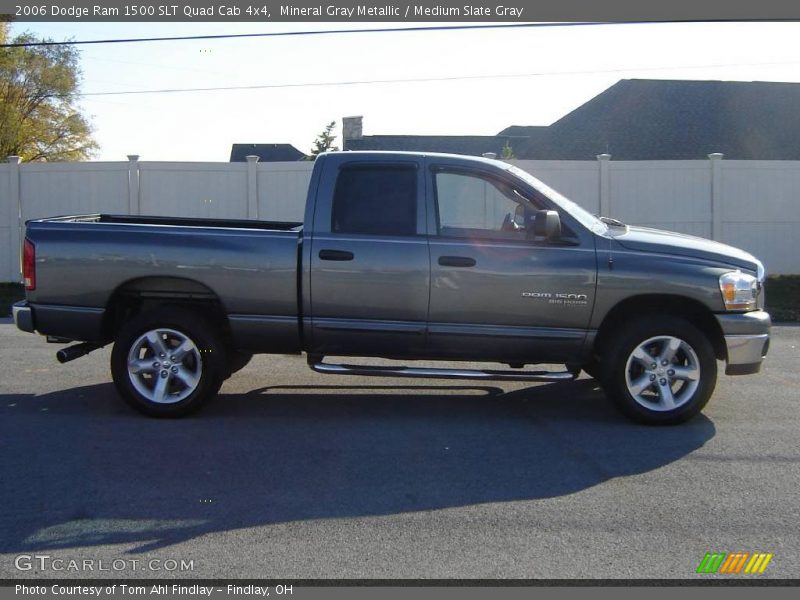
[{"xmin": 342, "ymin": 116, "xmax": 363, "ymax": 149}]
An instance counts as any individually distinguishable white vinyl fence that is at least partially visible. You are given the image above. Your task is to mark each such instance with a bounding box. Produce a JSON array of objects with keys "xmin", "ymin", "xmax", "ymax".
[{"xmin": 1, "ymin": 153, "xmax": 799, "ymax": 282}]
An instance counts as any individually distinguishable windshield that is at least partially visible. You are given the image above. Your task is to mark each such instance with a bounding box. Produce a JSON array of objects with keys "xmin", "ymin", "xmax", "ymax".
[{"xmin": 506, "ymin": 165, "xmax": 606, "ymax": 234}]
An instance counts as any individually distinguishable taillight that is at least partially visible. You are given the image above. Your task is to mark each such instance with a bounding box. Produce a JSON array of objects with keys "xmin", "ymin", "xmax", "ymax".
[{"xmin": 23, "ymin": 239, "xmax": 35, "ymax": 291}]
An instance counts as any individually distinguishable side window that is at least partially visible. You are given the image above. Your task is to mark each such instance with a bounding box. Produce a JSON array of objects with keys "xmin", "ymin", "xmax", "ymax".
[
  {"xmin": 434, "ymin": 171, "xmax": 535, "ymax": 240},
  {"xmin": 331, "ymin": 166, "xmax": 418, "ymax": 236}
]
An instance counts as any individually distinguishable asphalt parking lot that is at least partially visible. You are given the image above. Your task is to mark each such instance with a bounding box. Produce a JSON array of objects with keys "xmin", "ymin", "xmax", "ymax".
[{"xmin": 1, "ymin": 320, "xmax": 798, "ymax": 580}]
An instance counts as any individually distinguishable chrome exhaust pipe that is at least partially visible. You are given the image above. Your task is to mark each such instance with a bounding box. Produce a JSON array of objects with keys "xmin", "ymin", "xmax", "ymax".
[{"xmin": 56, "ymin": 342, "xmax": 102, "ymax": 364}]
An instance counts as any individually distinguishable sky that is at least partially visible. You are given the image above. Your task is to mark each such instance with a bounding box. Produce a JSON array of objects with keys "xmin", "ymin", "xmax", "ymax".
[{"xmin": 8, "ymin": 21, "xmax": 800, "ymax": 161}]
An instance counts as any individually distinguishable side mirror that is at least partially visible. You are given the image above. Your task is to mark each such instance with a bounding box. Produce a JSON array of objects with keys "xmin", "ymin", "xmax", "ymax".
[{"xmin": 532, "ymin": 210, "xmax": 561, "ymax": 241}]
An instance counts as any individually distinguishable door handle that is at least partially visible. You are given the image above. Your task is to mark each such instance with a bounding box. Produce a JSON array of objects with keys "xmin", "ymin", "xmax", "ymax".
[
  {"xmin": 438, "ymin": 256, "xmax": 476, "ymax": 267},
  {"xmin": 319, "ymin": 249, "xmax": 354, "ymax": 261}
]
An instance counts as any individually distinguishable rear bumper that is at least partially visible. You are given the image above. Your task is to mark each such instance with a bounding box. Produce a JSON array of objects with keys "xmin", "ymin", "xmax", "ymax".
[
  {"xmin": 12, "ymin": 301, "xmax": 35, "ymax": 333},
  {"xmin": 12, "ymin": 301, "xmax": 106, "ymax": 342},
  {"xmin": 715, "ymin": 310, "xmax": 771, "ymax": 375}
]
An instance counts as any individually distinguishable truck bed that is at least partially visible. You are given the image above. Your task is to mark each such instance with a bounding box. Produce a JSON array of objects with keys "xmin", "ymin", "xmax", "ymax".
[
  {"xmin": 23, "ymin": 214, "xmax": 303, "ymax": 352},
  {"xmin": 48, "ymin": 213, "xmax": 303, "ymax": 232}
]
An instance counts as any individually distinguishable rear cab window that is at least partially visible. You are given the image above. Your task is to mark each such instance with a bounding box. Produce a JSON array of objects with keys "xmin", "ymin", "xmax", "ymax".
[{"xmin": 331, "ymin": 165, "xmax": 418, "ymax": 236}]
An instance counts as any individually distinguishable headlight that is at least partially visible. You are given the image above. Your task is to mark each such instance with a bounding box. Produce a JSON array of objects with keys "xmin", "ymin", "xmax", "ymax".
[{"xmin": 719, "ymin": 271, "xmax": 758, "ymax": 311}]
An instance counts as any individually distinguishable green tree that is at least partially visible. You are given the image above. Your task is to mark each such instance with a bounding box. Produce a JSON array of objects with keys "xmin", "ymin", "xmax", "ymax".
[
  {"xmin": 308, "ymin": 121, "xmax": 339, "ymax": 159},
  {"xmin": 1, "ymin": 22, "xmax": 97, "ymax": 161},
  {"xmin": 500, "ymin": 140, "xmax": 515, "ymax": 160}
]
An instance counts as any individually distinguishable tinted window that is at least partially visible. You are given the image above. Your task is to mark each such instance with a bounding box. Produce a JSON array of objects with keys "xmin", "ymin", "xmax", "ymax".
[{"xmin": 331, "ymin": 166, "xmax": 417, "ymax": 236}]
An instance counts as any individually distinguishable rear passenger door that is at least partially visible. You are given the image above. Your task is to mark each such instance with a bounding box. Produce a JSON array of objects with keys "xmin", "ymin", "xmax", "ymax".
[{"xmin": 308, "ymin": 156, "xmax": 430, "ymax": 357}]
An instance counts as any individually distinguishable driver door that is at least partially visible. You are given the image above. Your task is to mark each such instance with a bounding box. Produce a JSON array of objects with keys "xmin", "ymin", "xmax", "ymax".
[{"xmin": 425, "ymin": 163, "xmax": 596, "ymax": 363}]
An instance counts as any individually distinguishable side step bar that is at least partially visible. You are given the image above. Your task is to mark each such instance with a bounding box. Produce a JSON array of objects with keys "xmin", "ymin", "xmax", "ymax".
[{"xmin": 308, "ymin": 358, "xmax": 576, "ymax": 382}]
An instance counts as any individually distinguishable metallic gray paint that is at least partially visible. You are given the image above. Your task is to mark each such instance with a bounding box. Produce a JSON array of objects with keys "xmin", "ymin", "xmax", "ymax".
[
  {"xmin": 590, "ymin": 238, "xmax": 737, "ymax": 329},
  {"xmin": 427, "ymin": 239, "xmax": 596, "ymax": 360},
  {"xmin": 26, "ymin": 220, "xmax": 300, "ymax": 317},
  {"xmin": 308, "ymin": 234, "xmax": 430, "ymax": 356},
  {"xmin": 306, "ymin": 153, "xmax": 429, "ymax": 356},
  {"xmin": 426, "ymin": 322, "xmax": 589, "ymax": 363},
  {"xmin": 609, "ymin": 225, "xmax": 761, "ymax": 272},
  {"xmin": 421, "ymin": 154, "xmax": 598, "ymax": 362},
  {"xmin": 227, "ymin": 315, "xmax": 301, "ymax": 354}
]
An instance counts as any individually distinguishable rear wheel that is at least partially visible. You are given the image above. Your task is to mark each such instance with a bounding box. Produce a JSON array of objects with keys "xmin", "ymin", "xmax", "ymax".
[
  {"xmin": 110, "ymin": 307, "xmax": 226, "ymax": 417},
  {"xmin": 603, "ymin": 316, "xmax": 717, "ymax": 425},
  {"xmin": 225, "ymin": 350, "xmax": 253, "ymax": 378}
]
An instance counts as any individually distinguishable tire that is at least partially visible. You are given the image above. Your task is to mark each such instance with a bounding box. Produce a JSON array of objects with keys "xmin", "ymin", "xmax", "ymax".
[
  {"xmin": 603, "ymin": 315, "xmax": 717, "ymax": 425},
  {"xmin": 225, "ymin": 350, "xmax": 253, "ymax": 379},
  {"xmin": 581, "ymin": 358, "xmax": 604, "ymax": 381},
  {"xmin": 110, "ymin": 306, "xmax": 227, "ymax": 417}
]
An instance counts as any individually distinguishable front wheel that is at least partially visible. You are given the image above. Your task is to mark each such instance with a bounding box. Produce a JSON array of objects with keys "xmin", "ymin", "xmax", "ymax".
[
  {"xmin": 580, "ymin": 358, "xmax": 604, "ymax": 381},
  {"xmin": 110, "ymin": 307, "xmax": 227, "ymax": 417},
  {"xmin": 603, "ymin": 316, "xmax": 717, "ymax": 425}
]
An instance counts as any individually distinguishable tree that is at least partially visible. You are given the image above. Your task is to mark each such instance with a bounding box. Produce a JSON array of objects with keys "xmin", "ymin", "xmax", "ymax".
[
  {"xmin": 0, "ymin": 21, "xmax": 97, "ymax": 161},
  {"xmin": 308, "ymin": 121, "xmax": 339, "ymax": 159},
  {"xmin": 501, "ymin": 140, "xmax": 515, "ymax": 160}
]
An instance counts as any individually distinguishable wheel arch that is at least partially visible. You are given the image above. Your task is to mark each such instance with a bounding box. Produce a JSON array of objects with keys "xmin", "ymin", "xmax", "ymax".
[
  {"xmin": 593, "ymin": 294, "xmax": 727, "ymax": 363},
  {"xmin": 102, "ymin": 276, "xmax": 230, "ymax": 340}
]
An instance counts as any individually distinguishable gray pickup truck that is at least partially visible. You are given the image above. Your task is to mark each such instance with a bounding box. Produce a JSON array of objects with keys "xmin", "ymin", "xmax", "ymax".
[{"xmin": 13, "ymin": 151, "xmax": 770, "ymax": 424}]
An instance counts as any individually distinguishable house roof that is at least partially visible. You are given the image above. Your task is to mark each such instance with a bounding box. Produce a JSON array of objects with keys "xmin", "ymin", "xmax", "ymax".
[
  {"xmin": 236, "ymin": 80, "xmax": 800, "ymax": 163},
  {"xmin": 230, "ymin": 143, "xmax": 306, "ymax": 162},
  {"xmin": 344, "ymin": 135, "xmax": 525, "ymax": 157},
  {"xmin": 497, "ymin": 125, "xmax": 547, "ymax": 138},
  {"xmin": 517, "ymin": 79, "xmax": 800, "ymax": 160}
]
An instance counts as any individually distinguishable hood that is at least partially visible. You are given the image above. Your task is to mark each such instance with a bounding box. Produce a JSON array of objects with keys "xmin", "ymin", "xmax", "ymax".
[{"xmin": 609, "ymin": 225, "xmax": 761, "ymax": 273}]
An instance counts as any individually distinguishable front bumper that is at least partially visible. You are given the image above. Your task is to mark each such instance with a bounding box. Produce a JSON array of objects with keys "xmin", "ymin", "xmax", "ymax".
[
  {"xmin": 12, "ymin": 301, "xmax": 34, "ymax": 333},
  {"xmin": 715, "ymin": 310, "xmax": 771, "ymax": 375}
]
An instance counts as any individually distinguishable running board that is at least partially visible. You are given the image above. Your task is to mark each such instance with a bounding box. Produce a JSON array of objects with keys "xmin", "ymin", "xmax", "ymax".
[{"xmin": 308, "ymin": 359, "xmax": 576, "ymax": 382}]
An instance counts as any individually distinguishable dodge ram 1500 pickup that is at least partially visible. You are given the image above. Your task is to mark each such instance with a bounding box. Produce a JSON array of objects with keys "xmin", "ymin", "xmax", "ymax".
[{"xmin": 13, "ymin": 151, "xmax": 771, "ymax": 424}]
